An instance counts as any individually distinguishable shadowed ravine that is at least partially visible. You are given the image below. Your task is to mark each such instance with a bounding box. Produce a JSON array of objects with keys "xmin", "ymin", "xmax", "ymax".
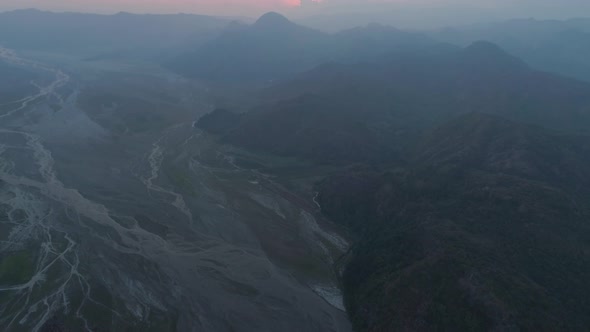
[{"xmin": 0, "ymin": 49, "xmax": 351, "ymax": 332}]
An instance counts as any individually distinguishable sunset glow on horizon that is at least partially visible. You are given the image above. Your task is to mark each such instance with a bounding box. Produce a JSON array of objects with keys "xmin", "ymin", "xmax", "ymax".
[
  {"xmin": 0, "ymin": 0, "xmax": 586, "ymax": 18},
  {"xmin": 0, "ymin": 0, "xmax": 339, "ymax": 16},
  {"xmin": 0, "ymin": 0, "xmax": 326, "ymax": 15}
]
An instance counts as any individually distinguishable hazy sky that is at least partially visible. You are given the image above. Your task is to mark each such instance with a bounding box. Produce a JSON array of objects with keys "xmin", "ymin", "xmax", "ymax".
[{"xmin": 0, "ymin": 0, "xmax": 589, "ymax": 21}]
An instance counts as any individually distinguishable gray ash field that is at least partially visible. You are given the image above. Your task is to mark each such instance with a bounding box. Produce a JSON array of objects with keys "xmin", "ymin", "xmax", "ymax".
[{"xmin": 0, "ymin": 48, "xmax": 351, "ymax": 332}]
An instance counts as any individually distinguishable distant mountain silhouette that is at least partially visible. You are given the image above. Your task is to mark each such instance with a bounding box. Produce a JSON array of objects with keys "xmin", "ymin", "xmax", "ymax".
[
  {"xmin": 253, "ymin": 11, "xmax": 295, "ymax": 30},
  {"xmin": 170, "ymin": 12, "xmax": 435, "ymax": 82},
  {"xmin": 0, "ymin": 9, "xmax": 230, "ymax": 57},
  {"xmin": 435, "ymin": 18, "xmax": 590, "ymax": 82},
  {"xmin": 169, "ymin": 12, "xmax": 330, "ymax": 81}
]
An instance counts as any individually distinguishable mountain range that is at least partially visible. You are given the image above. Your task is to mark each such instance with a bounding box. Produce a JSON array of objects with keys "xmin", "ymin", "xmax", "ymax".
[
  {"xmin": 168, "ymin": 12, "xmax": 590, "ymax": 85},
  {"xmin": 198, "ymin": 40, "xmax": 590, "ymax": 163},
  {"xmin": 0, "ymin": 9, "xmax": 231, "ymax": 57},
  {"xmin": 318, "ymin": 113, "xmax": 590, "ymax": 331},
  {"xmin": 3, "ymin": 6, "xmax": 590, "ymax": 331},
  {"xmin": 170, "ymin": 12, "xmax": 434, "ymax": 82},
  {"xmin": 195, "ymin": 16, "xmax": 590, "ymax": 330},
  {"xmin": 434, "ymin": 18, "xmax": 590, "ymax": 82}
]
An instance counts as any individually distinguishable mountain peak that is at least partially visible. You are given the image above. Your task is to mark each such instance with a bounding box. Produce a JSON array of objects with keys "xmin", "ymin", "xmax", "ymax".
[{"xmin": 255, "ymin": 12, "xmax": 292, "ymax": 28}]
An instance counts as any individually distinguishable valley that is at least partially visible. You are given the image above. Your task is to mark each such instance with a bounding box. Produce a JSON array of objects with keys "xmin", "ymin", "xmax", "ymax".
[
  {"xmin": 0, "ymin": 48, "xmax": 351, "ymax": 332},
  {"xmin": 2, "ymin": 7, "xmax": 590, "ymax": 332}
]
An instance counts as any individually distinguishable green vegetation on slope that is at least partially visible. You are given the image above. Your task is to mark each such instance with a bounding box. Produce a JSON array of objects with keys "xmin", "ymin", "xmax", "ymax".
[
  {"xmin": 318, "ymin": 113, "xmax": 590, "ymax": 331},
  {"xmin": 195, "ymin": 40, "xmax": 590, "ymax": 331},
  {"xmin": 198, "ymin": 42, "xmax": 590, "ymax": 165},
  {"xmin": 0, "ymin": 251, "xmax": 35, "ymax": 285}
]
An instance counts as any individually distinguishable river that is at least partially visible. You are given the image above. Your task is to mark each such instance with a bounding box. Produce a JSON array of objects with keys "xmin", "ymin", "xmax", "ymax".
[{"xmin": 0, "ymin": 48, "xmax": 351, "ymax": 331}]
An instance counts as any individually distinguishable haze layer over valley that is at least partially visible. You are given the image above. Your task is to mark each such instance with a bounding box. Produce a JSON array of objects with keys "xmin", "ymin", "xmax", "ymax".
[
  {"xmin": 0, "ymin": 12, "xmax": 351, "ymax": 331},
  {"xmin": 1, "ymin": 6, "xmax": 590, "ymax": 332}
]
